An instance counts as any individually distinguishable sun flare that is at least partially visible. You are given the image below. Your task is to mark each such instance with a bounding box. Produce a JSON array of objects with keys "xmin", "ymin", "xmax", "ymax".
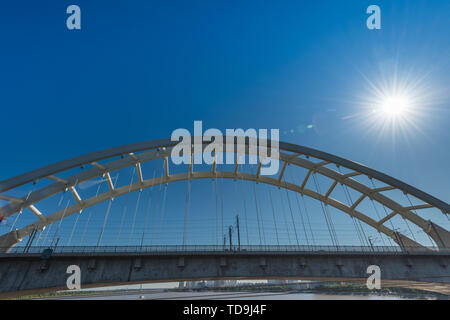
[
  {"xmin": 347, "ymin": 66, "xmax": 439, "ymax": 142},
  {"xmin": 379, "ymin": 94, "xmax": 412, "ymax": 117}
]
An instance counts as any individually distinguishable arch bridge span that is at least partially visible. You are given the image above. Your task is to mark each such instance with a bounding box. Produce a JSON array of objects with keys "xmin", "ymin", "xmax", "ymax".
[{"xmin": 0, "ymin": 137, "xmax": 449, "ymax": 252}]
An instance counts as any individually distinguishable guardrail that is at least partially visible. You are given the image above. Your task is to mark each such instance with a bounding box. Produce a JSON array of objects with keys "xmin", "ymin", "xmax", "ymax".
[{"xmin": 1, "ymin": 245, "xmax": 448, "ymax": 255}]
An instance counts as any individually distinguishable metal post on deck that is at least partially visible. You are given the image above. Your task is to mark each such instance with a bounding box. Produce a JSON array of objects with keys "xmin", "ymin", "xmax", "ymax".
[
  {"xmin": 236, "ymin": 215, "xmax": 241, "ymax": 251},
  {"xmin": 228, "ymin": 226, "xmax": 233, "ymax": 251}
]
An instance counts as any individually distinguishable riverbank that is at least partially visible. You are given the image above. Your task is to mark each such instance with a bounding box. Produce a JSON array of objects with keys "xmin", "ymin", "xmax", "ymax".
[
  {"xmin": 11, "ymin": 283, "xmax": 449, "ymax": 300},
  {"xmin": 171, "ymin": 283, "xmax": 449, "ymax": 300}
]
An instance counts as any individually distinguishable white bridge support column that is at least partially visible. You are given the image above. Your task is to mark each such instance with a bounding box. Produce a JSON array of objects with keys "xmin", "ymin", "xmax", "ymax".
[
  {"xmin": 428, "ymin": 221, "xmax": 450, "ymax": 249},
  {"xmin": 0, "ymin": 231, "xmax": 21, "ymax": 253},
  {"xmin": 393, "ymin": 232, "xmax": 430, "ymax": 252}
]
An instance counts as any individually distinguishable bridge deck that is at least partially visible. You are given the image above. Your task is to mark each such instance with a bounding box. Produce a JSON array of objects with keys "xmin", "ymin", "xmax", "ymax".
[{"xmin": 2, "ymin": 245, "xmax": 449, "ymax": 257}]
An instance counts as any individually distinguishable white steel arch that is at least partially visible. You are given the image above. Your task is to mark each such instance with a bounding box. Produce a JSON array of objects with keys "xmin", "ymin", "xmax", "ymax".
[{"xmin": 0, "ymin": 137, "xmax": 449, "ymax": 252}]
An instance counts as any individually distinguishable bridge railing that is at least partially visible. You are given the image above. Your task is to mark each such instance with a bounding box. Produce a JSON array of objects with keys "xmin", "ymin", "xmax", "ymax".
[{"xmin": 2, "ymin": 244, "xmax": 447, "ymax": 255}]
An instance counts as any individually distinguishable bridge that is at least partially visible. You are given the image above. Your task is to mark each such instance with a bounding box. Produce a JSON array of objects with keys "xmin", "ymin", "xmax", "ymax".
[{"xmin": 0, "ymin": 137, "xmax": 449, "ymax": 296}]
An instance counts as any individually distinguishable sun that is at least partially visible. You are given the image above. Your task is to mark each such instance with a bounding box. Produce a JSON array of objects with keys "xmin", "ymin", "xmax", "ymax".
[
  {"xmin": 346, "ymin": 61, "xmax": 444, "ymax": 146},
  {"xmin": 348, "ymin": 72, "xmax": 427, "ymax": 140},
  {"xmin": 379, "ymin": 94, "xmax": 412, "ymax": 117}
]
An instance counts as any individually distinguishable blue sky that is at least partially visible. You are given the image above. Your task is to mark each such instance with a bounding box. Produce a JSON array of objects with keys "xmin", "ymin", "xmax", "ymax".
[{"xmin": 0, "ymin": 1, "xmax": 449, "ymax": 247}]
